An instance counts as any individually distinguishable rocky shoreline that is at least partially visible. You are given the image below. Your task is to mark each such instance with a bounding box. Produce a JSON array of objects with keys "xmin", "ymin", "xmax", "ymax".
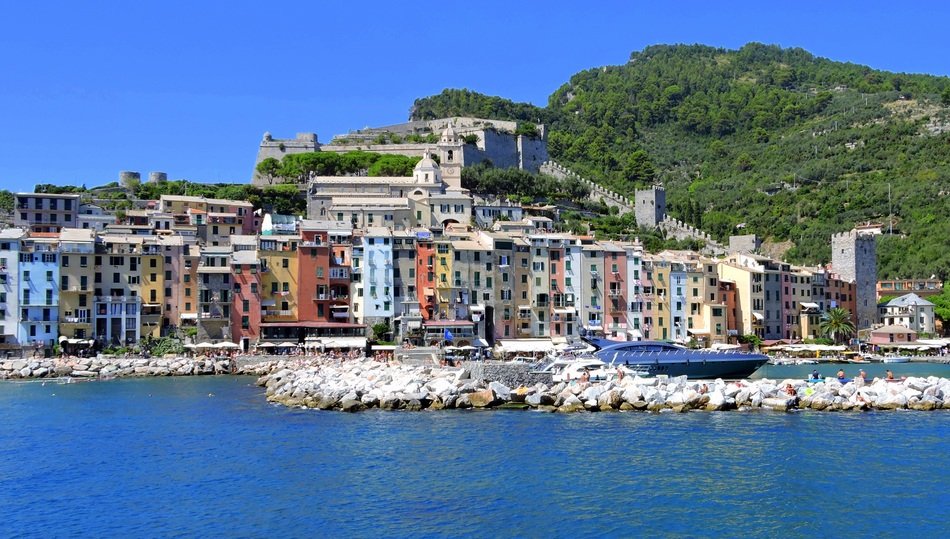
[
  {"xmin": 259, "ymin": 358, "xmax": 950, "ymax": 413},
  {"xmin": 0, "ymin": 356, "xmax": 238, "ymax": 379},
  {"xmin": 4, "ymin": 355, "xmax": 948, "ymax": 413}
]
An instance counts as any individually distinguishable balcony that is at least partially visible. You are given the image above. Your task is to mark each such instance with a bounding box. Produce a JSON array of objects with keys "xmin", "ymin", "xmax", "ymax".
[
  {"xmin": 609, "ymin": 290, "xmax": 623, "ymax": 297},
  {"xmin": 264, "ymin": 309, "xmax": 294, "ymax": 317},
  {"xmin": 63, "ymin": 317, "xmax": 89, "ymax": 324},
  {"xmin": 518, "ymin": 327, "xmax": 532, "ymax": 335},
  {"xmin": 199, "ymin": 312, "xmax": 226, "ymax": 320},
  {"xmin": 300, "ymin": 241, "xmax": 322, "ymax": 248}
]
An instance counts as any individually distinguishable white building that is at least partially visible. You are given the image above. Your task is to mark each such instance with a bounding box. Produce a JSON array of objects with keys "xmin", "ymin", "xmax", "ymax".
[
  {"xmin": 879, "ymin": 293, "xmax": 936, "ymax": 335},
  {"xmin": 352, "ymin": 227, "xmax": 394, "ymax": 331},
  {"xmin": 0, "ymin": 229, "xmax": 25, "ymax": 352}
]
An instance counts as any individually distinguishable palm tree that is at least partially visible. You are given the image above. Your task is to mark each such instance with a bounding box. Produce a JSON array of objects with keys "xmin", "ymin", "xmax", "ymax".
[{"xmin": 819, "ymin": 307, "xmax": 856, "ymax": 344}]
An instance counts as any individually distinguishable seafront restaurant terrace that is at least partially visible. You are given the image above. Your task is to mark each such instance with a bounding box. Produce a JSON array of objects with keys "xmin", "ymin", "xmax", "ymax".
[{"xmin": 259, "ymin": 321, "xmax": 367, "ymax": 349}]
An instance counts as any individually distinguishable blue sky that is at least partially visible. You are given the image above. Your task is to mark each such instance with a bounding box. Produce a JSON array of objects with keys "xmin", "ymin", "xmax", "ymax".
[{"xmin": 2, "ymin": 1, "xmax": 949, "ymax": 192}]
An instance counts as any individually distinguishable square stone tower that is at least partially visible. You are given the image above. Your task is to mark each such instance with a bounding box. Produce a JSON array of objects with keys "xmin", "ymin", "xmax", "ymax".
[
  {"xmin": 831, "ymin": 230, "xmax": 878, "ymax": 330},
  {"xmin": 634, "ymin": 186, "xmax": 666, "ymax": 228}
]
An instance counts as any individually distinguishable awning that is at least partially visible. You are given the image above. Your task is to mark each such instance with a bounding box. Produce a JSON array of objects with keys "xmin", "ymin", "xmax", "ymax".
[
  {"xmin": 584, "ymin": 325, "xmax": 603, "ymax": 331},
  {"xmin": 405, "ymin": 320, "xmax": 422, "ymax": 330},
  {"xmin": 496, "ymin": 338, "xmax": 555, "ymax": 353},
  {"xmin": 627, "ymin": 329, "xmax": 643, "ymax": 338},
  {"xmin": 518, "ymin": 305, "xmax": 531, "ymax": 310},
  {"xmin": 473, "ymin": 338, "xmax": 490, "ymax": 347},
  {"xmin": 554, "ymin": 307, "xmax": 575, "ymax": 314},
  {"xmin": 800, "ymin": 302, "xmax": 820, "ymax": 310},
  {"xmin": 752, "ymin": 312, "xmax": 764, "ymax": 321},
  {"xmin": 321, "ymin": 336, "xmax": 367, "ymax": 349},
  {"xmin": 470, "ymin": 304, "xmax": 485, "ymax": 313},
  {"xmin": 180, "ymin": 313, "xmax": 198, "ymax": 320},
  {"xmin": 687, "ymin": 328, "xmax": 710, "ymax": 335}
]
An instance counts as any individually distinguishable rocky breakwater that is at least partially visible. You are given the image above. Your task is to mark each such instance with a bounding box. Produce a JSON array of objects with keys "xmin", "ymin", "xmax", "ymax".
[
  {"xmin": 258, "ymin": 360, "xmax": 950, "ymax": 413},
  {"xmin": 0, "ymin": 356, "xmax": 235, "ymax": 380}
]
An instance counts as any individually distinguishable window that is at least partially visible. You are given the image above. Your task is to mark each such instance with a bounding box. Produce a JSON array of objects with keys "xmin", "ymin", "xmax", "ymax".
[
  {"xmin": 282, "ymin": 258, "xmax": 289, "ymax": 268},
  {"xmin": 241, "ymin": 316, "xmax": 249, "ymax": 329}
]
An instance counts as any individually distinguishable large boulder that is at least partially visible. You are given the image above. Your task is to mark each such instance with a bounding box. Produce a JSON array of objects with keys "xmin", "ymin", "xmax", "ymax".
[
  {"xmin": 468, "ymin": 388, "xmax": 498, "ymax": 408},
  {"xmin": 488, "ymin": 381, "xmax": 511, "ymax": 402}
]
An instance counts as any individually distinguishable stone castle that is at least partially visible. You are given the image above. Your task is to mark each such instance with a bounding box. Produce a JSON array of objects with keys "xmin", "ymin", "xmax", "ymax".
[{"xmin": 252, "ymin": 117, "xmax": 549, "ymax": 185}]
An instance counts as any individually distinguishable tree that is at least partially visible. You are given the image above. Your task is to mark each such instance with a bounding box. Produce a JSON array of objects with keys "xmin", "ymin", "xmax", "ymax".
[
  {"xmin": 256, "ymin": 158, "xmax": 281, "ymax": 185},
  {"xmin": 942, "ymin": 87, "xmax": 950, "ymax": 106},
  {"xmin": 929, "ymin": 284, "xmax": 950, "ymax": 335},
  {"xmin": 819, "ymin": 307, "xmax": 856, "ymax": 344}
]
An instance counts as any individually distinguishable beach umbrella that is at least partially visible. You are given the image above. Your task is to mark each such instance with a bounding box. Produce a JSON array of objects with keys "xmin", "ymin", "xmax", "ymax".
[
  {"xmin": 277, "ymin": 342, "xmax": 297, "ymax": 348},
  {"xmin": 195, "ymin": 342, "xmax": 215, "ymax": 349},
  {"xmin": 256, "ymin": 342, "xmax": 276, "ymax": 348},
  {"xmin": 183, "ymin": 344, "xmax": 197, "ymax": 349},
  {"xmin": 216, "ymin": 342, "xmax": 240, "ymax": 349},
  {"xmin": 459, "ymin": 345, "xmax": 477, "ymax": 351}
]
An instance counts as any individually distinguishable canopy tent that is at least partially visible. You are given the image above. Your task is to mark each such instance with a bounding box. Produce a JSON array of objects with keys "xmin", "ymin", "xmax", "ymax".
[
  {"xmin": 495, "ymin": 339, "xmax": 555, "ymax": 354},
  {"xmin": 320, "ymin": 336, "xmax": 367, "ymax": 349}
]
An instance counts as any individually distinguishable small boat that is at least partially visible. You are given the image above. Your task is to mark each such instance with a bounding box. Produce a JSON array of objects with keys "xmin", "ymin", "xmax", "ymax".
[{"xmin": 881, "ymin": 355, "xmax": 910, "ymax": 364}]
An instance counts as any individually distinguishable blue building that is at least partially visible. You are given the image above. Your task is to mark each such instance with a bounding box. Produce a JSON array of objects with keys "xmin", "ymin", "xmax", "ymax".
[{"xmin": 18, "ymin": 235, "xmax": 60, "ymax": 348}]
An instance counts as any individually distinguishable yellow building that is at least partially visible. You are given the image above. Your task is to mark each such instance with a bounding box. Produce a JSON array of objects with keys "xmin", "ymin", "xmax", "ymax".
[
  {"xmin": 434, "ymin": 238, "xmax": 454, "ymax": 317},
  {"xmin": 58, "ymin": 229, "xmax": 96, "ymax": 340},
  {"xmin": 140, "ymin": 239, "xmax": 164, "ymax": 338},
  {"xmin": 259, "ymin": 235, "xmax": 299, "ymax": 323}
]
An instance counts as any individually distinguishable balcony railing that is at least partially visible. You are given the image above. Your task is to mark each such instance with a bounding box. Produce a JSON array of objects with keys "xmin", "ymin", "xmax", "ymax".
[{"xmin": 264, "ymin": 309, "xmax": 294, "ymax": 317}]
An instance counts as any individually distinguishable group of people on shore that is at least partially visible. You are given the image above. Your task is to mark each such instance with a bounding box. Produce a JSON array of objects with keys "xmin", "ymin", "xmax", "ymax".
[{"xmin": 810, "ymin": 368, "xmax": 899, "ymax": 383}]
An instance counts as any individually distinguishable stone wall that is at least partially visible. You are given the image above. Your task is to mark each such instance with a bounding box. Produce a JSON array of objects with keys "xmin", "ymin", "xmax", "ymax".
[
  {"xmin": 466, "ymin": 360, "xmax": 553, "ymax": 387},
  {"xmin": 729, "ymin": 234, "xmax": 761, "ymax": 254},
  {"xmin": 658, "ymin": 217, "xmax": 726, "ymax": 255},
  {"xmin": 540, "ymin": 161, "xmax": 635, "ymax": 216}
]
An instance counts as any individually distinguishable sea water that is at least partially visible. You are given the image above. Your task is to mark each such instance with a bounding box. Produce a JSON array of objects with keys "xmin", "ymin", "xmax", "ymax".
[{"xmin": 1, "ymin": 376, "xmax": 947, "ymax": 538}]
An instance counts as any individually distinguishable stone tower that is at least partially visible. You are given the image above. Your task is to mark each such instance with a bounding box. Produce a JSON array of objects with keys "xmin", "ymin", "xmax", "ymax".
[
  {"xmin": 437, "ymin": 125, "xmax": 463, "ymax": 190},
  {"xmin": 634, "ymin": 186, "xmax": 666, "ymax": 228},
  {"xmin": 831, "ymin": 230, "xmax": 878, "ymax": 330}
]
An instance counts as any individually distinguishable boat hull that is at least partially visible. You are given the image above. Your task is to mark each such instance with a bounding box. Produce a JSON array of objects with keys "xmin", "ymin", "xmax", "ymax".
[{"xmin": 611, "ymin": 357, "xmax": 768, "ymax": 379}]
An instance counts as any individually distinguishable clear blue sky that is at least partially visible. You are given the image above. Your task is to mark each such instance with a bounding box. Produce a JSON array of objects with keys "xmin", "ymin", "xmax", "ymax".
[{"xmin": 2, "ymin": 1, "xmax": 949, "ymax": 192}]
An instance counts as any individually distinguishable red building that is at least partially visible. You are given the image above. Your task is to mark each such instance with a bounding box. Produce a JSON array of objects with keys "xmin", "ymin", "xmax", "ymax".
[{"xmin": 231, "ymin": 250, "xmax": 262, "ymax": 350}]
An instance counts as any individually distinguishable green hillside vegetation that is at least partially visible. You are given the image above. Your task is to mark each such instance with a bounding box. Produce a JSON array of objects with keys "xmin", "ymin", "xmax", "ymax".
[
  {"xmin": 256, "ymin": 151, "xmax": 421, "ymax": 184},
  {"xmin": 411, "ymin": 43, "xmax": 950, "ymax": 279}
]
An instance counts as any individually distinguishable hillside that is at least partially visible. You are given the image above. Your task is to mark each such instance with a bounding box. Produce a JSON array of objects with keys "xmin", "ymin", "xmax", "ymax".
[{"xmin": 410, "ymin": 43, "xmax": 950, "ymax": 280}]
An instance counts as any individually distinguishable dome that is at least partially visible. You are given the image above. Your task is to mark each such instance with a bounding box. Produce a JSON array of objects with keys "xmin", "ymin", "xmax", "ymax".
[{"xmin": 413, "ymin": 150, "xmax": 442, "ymax": 184}]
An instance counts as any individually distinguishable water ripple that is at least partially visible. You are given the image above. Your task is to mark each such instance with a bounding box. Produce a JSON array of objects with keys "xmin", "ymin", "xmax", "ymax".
[{"xmin": 0, "ymin": 378, "xmax": 947, "ymax": 538}]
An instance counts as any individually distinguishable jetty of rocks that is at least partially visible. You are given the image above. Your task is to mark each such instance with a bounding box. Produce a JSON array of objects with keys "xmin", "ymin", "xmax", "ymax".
[
  {"xmin": 258, "ymin": 358, "xmax": 950, "ymax": 413},
  {"xmin": 0, "ymin": 356, "xmax": 237, "ymax": 379}
]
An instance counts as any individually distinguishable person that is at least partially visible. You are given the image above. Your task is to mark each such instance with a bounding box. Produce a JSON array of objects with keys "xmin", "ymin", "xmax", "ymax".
[
  {"xmin": 858, "ymin": 369, "xmax": 867, "ymax": 381},
  {"xmin": 699, "ymin": 383, "xmax": 709, "ymax": 395},
  {"xmin": 785, "ymin": 383, "xmax": 797, "ymax": 396},
  {"xmin": 616, "ymin": 368, "xmax": 624, "ymax": 381},
  {"xmin": 811, "ymin": 369, "xmax": 822, "ymax": 381},
  {"xmin": 886, "ymin": 369, "xmax": 895, "ymax": 380},
  {"xmin": 580, "ymin": 368, "xmax": 590, "ymax": 383},
  {"xmin": 837, "ymin": 369, "xmax": 846, "ymax": 380}
]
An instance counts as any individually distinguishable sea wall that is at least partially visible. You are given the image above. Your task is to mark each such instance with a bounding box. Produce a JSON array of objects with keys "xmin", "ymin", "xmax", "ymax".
[
  {"xmin": 0, "ymin": 356, "xmax": 237, "ymax": 379},
  {"xmin": 467, "ymin": 361, "xmax": 552, "ymax": 387},
  {"xmin": 259, "ymin": 359, "xmax": 950, "ymax": 413}
]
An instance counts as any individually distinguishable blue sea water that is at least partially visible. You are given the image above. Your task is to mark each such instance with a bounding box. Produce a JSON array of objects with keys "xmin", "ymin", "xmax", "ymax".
[{"xmin": 1, "ymin": 376, "xmax": 947, "ymax": 538}]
